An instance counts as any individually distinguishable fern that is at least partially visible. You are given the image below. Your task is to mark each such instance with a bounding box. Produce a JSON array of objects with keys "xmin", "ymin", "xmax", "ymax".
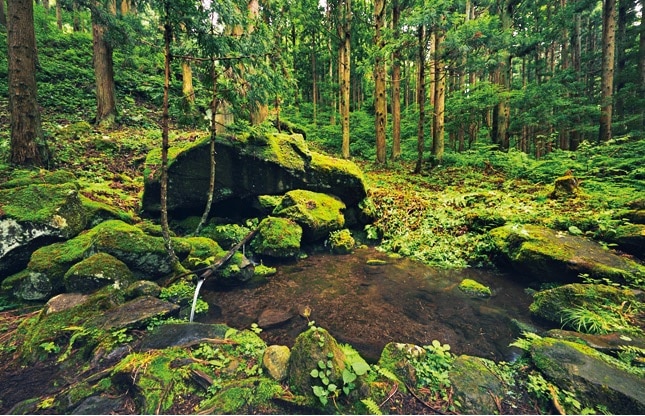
[
  {"xmin": 377, "ymin": 367, "xmax": 400, "ymax": 383},
  {"xmin": 361, "ymin": 398, "xmax": 383, "ymax": 415}
]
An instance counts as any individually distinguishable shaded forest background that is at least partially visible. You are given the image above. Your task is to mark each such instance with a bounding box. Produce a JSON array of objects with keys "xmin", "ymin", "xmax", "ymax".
[{"xmin": 1, "ymin": 0, "xmax": 644, "ymax": 169}]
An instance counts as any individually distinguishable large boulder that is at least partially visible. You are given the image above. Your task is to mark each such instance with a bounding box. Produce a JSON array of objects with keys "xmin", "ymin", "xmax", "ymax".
[
  {"xmin": 141, "ymin": 132, "xmax": 368, "ymax": 217},
  {"xmin": 490, "ymin": 224, "xmax": 645, "ymax": 287},
  {"xmin": 530, "ymin": 337, "xmax": 645, "ymax": 414},
  {"xmin": 449, "ymin": 355, "xmax": 507, "ymax": 415},
  {"xmin": 251, "ymin": 216, "xmax": 302, "ymax": 259},
  {"xmin": 606, "ymin": 223, "xmax": 645, "ymax": 259},
  {"xmin": 0, "ymin": 174, "xmax": 87, "ymax": 278}
]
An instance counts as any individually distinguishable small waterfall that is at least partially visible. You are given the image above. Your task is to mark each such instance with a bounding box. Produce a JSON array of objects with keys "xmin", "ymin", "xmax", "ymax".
[{"xmin": 189, "ymin": 278, "xmax": 205, "ymax": 323}]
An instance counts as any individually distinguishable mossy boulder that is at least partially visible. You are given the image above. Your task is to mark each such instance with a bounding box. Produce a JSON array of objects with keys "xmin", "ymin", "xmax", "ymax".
[
  {"xmin": 606, "ymin": 223, "xmax": 645, "ymax": 259},
  {"xmin": 377, "ymin": 342, "xmax": 425, "ymax": 388},
  {"xmin": 529, "ymin": 283, "xmax": 642, "ymax": 334},
  {"xmin": 529, "ymin": 337, "xmax": 645, "ymax": 414},
  {"xmin": 458, "ymin": 278, "xmax": 492, "ymax": 298},
  {"xmin": 0, "ymin": 181, "xmax": 87, "ymax": 278},
  {"xmin": 287, "ymin": 327, "xmax": 348, "ymax": 401},
  {"xmin": 328, "ymin": 229, "xmax": 355, "ymax": 254},
  {"xmin": 2, "ymin": 220, "xmax": 198, "ymax": 301},
  {"xmin": 449, "ymin": 355, "xmax": 506, "ymax": 415},
  {"xmin": 263, "ymin": 345, "xmax": 291, "ymax": 381},
  {"xmin": 273, "ymin": 190, "xmax": 345, "ymax": 242},
  {"xmin": 549, "ymin": 173, "xmax": 579, "ymax": 199},
  {"xmin": 251, "ymin": 216, "xmax": 302, "ymax": 259},
  {"xmin": 490, "ymin": 223, "xmax": 645, "ymax": 287},
  {"xmin": 141, "ymin": 132, "xmax": 368, "ymax": 217},
  {"xmin": 64, "ymin": 252, "xmax": 134, "ymax": 293}
]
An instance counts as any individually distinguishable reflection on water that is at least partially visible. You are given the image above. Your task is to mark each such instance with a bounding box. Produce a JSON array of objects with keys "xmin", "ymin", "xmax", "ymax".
[{"xmin": 197, "ymin": 247, "xmax": 542, "ymax": 362}]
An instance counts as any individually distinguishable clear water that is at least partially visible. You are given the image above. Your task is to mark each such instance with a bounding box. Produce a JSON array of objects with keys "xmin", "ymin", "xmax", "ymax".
[{"xmin": 197, "ymin": 247, "xmax": 543, "ymax": 362}]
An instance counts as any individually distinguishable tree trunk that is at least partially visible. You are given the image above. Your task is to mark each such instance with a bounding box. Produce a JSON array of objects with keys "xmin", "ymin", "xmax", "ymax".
[
  {"xmin": 73, "ymin": 1, "xmax": 81, "ymax": 32},
  {"xmin": 432, "ymin": 31, "xmax": 445, "ymax": 164},
  {"xmin": 161, "ymin": 4, "xmax": 178, "ymax": 267},
  {"xmin": 55, "ymin": 1, "xmax": 62, "ymax": 29},
  {"xmin": 638, "ymin": 0, "xmax": 645, "ymax": 130},
  {"xmin": 414, "ymin": 24, "xmax": 426, "ymax": 174},
  {"xmin": 182, "ymin": 60, "xmax": 195, "ymax": 105},
  {"xmin": 7, "ymin": 0, "xmax": 49, "ymax": 166},
  {"xmin": 338, "ymin": 0, "xmax": 351, "ymax": 159},
  {"xmin": 492, "ymin": 0, "xmax": 511, "ymax": 150},
  {"xmin": 312, "ymin": 46, "xmax": 318, "ymax": 126},
  {"xmin": 391, "ymin": 0, "xmax": 401, "ymax": 161},
  {"xmin": 92, "ymin": 2, "xmax": 117, "ymax": 127},
  {"xmin": 246, "ymin": 0, "xmax": 268, "ymax": 125},
  {"xmin": 0, "ymin": 0, "xmax": 7, "ymax": 27},
  {"xmin": 598, "ymin": 0, "xmax": 616, "ymax": 142},
  {"xmin": 374, "ymin": 0, "xmax": 387, "ymax": 164}
]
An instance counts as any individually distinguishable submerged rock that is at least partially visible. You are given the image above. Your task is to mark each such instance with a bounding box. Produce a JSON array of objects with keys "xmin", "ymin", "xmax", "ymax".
[
  {"xmin": 141, "ymin": 132, "xmax": 368, "ymax": 217},
  {"xmin": 490, "ymin": 223, "xmax": 645, "ymax": 286},
  {"xmin": 458, "ymin": 278, "xmax": 492, "ymax": 298}
]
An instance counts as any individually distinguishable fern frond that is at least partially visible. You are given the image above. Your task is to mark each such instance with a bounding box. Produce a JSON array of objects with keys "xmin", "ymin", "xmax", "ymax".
[
  {"xmin": 377, "ymin": 367, "xmax": 400, "ymax": 383},
  {"xmin": 361, "ymin": 398, "xmax": 383, "ymax": 415}
]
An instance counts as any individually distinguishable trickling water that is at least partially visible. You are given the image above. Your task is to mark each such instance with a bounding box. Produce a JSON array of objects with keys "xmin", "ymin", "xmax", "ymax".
[
  {"xmin": 189, "ymin": 278, "xmax": 205, "ymax": 323},
  {"xmin": 197, "ymin": 247, "xmax": 543, "ymax": 362}
]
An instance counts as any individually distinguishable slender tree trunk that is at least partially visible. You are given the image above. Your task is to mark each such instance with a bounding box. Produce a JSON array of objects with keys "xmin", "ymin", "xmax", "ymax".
[
  {"xmin": 161, "ymin": 4, "xmax": 178, "ymax": 266},
  {"xmin": 432, "ymin": 31, "xmax": 445, "ymax": 164},
  {"xmin": 599, "ymin": 0, "xmax": 616, "ymax": 142},
  {"xmin": 92, "ymin": 2, "xmax": 117, "ymax": 127},
  {"xmin": 312, "ymin": 45, "xmax": 318, "ymax": 126},
  {"xmin": 7, "ymin": 0, "xmax": 49, "ymax": 166},
  {"xmin": 73, "ymin": 1, "xmax": 81, "ymax": 32},
  {"xmin": 638, "ymin": 0, "xmax": 645, "ymax": 130},
  {"xmin": 338, "ymin": 0, "xmax": 351, "ymax": 159},
  {"xmin": 0, "ymin": 0, "xmax": 7, "ymax": 27},
  {"xmin": 374, "ymin": 0, "xmax": 387, "ymax": 164},
  {"xmin": 42, "ymin": 0, "xmax": 50, "ymax": 11},
  {"xmin": 571, "ymin": 11, "xmax": 582, "ymax": 150},
  {"xmin": 391, "ymin": 0, "xmax": 401, "ymax": 161},
  {"xmin": 120, "ymin": 0, "xmax": 130, "ymax": 15},
  {"xmin": 613, "ymin": 0, "xmax": 627, "ymax": 125},
  {"xmin": 492, "ymin": 0, "xmax": 511, "ymax": 150},
  {"xmin": 182, "ymin": 60, "xmax": 195, "ymax": 105},
  {"xmin": 414, "ymin": 24, "xmax": 426, "ymax": 174},
  {"xmin": 55, "ymin": 1, "xmax": 62, "ymax": 29}
]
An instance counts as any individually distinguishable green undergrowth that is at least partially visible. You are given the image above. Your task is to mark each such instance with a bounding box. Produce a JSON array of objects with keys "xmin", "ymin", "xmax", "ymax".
[{"xmin": 360, "ymin": 136, "xmax": 644, "ymax": 268}]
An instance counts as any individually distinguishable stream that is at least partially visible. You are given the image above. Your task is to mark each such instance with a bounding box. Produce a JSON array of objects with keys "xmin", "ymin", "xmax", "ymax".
[{"xmin": 196, "ymin": 247, "xmax": 544, "ymax": 363}]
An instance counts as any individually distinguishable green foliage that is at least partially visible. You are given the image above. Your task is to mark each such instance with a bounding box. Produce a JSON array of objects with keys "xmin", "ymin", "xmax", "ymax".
[
  {"xmin": 361, "ymin": 398, "xmax": 383, "ymax": 415},
  {"xmin": 160, "ymin": 280, "xmax": 208, "ymax": 316},
  {"xmin": 560, "ymin": 300, "xmax": 642, "ymax": 336},
  {"xmin": 409, "ymin": 340, "xmax": 454, "ymax": 400}
]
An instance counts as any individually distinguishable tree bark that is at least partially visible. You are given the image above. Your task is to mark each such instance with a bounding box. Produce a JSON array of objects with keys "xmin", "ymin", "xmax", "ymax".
[
  {"xmin": 492, "ymin": 0, "xmax": 511, "ymax": 150},
  {"xmin": 432, "ymin": 31, "xmax": 445, "ymax": 164},
  {"xmin": 7, "ymin": 0, "xmax": 50, "ymax": 166},
  {"xmin": 414, "ymin": 24, "xmax": 426, "ymax": 174},
  {"xmin": 337, "ymin": 0, "xmax": 351, "ymax": 159},
  {"xmin": 640, "ymin": 0, "xmax": 645, "ymax": 131},
  {"xmin": 92, "ymin": 2, "xmax": 117, "ymax": 127},
  {"xmin": 182, "ymin": 60, "xmax": 195, "ymax": 105},
  {"xmin": 391, "ymin": 0, "xmax": 401, "ymax": 161},
  {"xmin": 0, "ymin": 0, "xmax": 7, "ymax": 27},
  {"xmin": 55, "ymin": 1, "xmax": 62, "ymax": 29},
  {"xmin": 374, "ymin": 0, "xmax": 387, "ymax": 164},
  {"xmin": 598, "ymin": 0, "xmax": 616, "ymax": 142}
]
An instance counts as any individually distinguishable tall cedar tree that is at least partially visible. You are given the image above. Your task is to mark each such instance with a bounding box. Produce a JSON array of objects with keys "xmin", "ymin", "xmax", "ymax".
[
  {"xmin": 374, "ymin": 0, "xmax": 387, "ymax": 164},
  {"xmin": 599, "ymin": 0, "xmax": 616, "ymax": 142},
  {"xmin": 92, "ymin": 0, "xmax": 117, "ymax": 127},
  {"xmin": 7, "ymin": 0, "xmax": 50, "ymax": 166}
]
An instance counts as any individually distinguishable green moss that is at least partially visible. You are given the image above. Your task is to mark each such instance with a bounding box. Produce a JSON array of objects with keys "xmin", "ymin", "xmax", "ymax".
[
  {"xmin": 64, "ymin": 252, "xmax": 134, "ymax": 293},
  {"xmin": 79, "ymin": 194, "xmax": 134, "ymax": 225},
  {"xmin": 0, "ymin": 169, "xmax": 78, "ymax": 189},
  {"xmin": 198, "ymin": 378, "xmax": 283, "ymax": 414},
  {"xmin": 254, "ymin": 263, "xmax": 277, "ymax": 277},
  {"xmin": 329, "ymin": 229, "xmax": 355, "ymax": 254},
  {"xmin": 251, "ymin": 216, "xmax": 302, "ymax": 258},
  {"xmin": 179, "ymin": 236, "xmax": 224, "ymax": 269},
  {"xmin": 274, "ymin": 190, "xmax": 345, "ymax": 241},
  {"xmin": 458, "ymin": 278, "xmax": 492, "ymax": 297},
  {"xmin": 263, "ymin": 133, "xmax": 311, "ymax": 171},
  {"xmin": 310, "ymin": 152, "xmax": 366, "ymax": 185}
]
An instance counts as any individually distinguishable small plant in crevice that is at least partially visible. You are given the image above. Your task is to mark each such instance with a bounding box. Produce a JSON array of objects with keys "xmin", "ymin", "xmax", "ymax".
[{"xmin": 409, "ymin": 340, "xmax": 454, "ymax": 403}]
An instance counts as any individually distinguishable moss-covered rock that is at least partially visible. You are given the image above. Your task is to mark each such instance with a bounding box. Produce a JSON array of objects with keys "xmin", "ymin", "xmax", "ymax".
[
  {"xmin": 141, "ymin": 132, "xmax": 368, "ymax": 217},
  {"xmin": 251, "ymin": 216, "xmax": 302, "ymax": 259},
  {"xmin": 274, "ymin": 190, "xmax": 345, "ymax": 242},
  {"xmin": 0, "ymin": 181, "xmax": 87, "ymax": 278},
  {"xmin": 263, "ymin": 345, "xmax": 291, "ymax": 381},
  {"xmin": 328, "ymin": 229, "xmax": 355, "ymax": 254},
  {"xmin": 529, "ymin": 283, "xmax": 642, "ymax": 334},
  {"xmin": 606, "ymin": 223, "xmax": 645, "ymax": 259},
  {"xmin": 490, "ymin": 223, "xmax": 645, "ymax": 287},
  {"xmin": 549, "ymin": 173, "xmax": 579, "ymax": 199},
  {"xmin": 530, "ymin": 337, "xmax": 645, "ymax": 414},
  {"xmin": 287, "ymin": 326, "xmax": 348, "ymax": 402},
  {"xmin": 449, "ymin": 355, "xmax": 506, "ymax": 415},
  {"xmin": 197, "ymin": 377, "xmax": 284, "ymax": 414},
  {"xmin": 458, "ymin": 278, "xmax": 492, "ymax": 298},
  {"xmin": 2, "ymin": 220, "xmax": 196, "ymax": 301},
  {"xmin": 64, "ymin": 252, "xmax": 134, "ymax": 293},
  {"xmin": 377, "ymin": 342, "xmax": 424, "ymax": 388}
]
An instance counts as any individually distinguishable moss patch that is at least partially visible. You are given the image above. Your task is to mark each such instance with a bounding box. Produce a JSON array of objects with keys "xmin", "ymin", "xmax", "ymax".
[
  {"xmin": 251, "ymin": 216, "xmax": 302, "ymax": 258},
  {"xmin": 274, "ymin": 190, "xmax": 345, "ymax": 242},
  {"xmin": 458, "ymin": 278, "xmax": 492, "ymax": 298}
]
